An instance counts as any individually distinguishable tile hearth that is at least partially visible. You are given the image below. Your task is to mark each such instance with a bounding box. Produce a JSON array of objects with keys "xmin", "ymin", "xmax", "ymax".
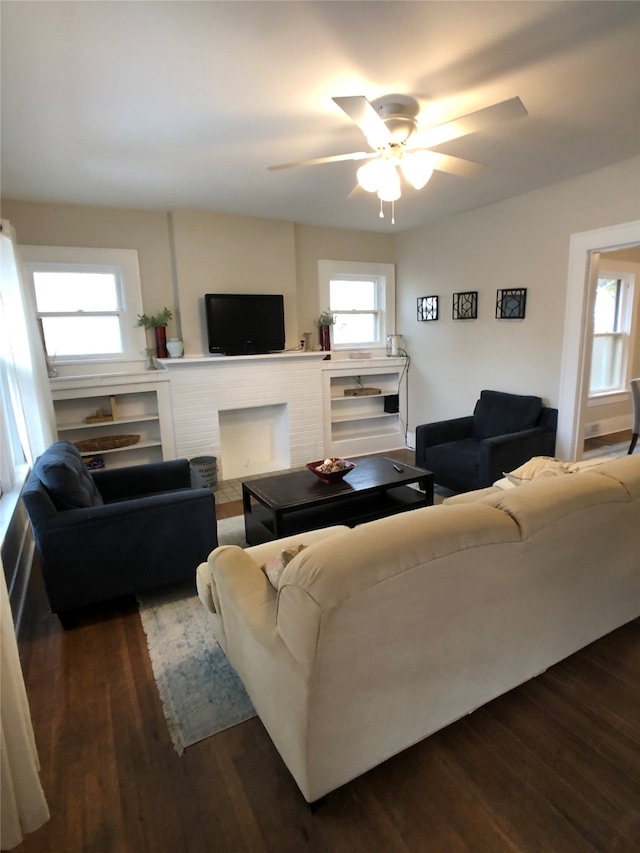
[{"xmin": 214, "ymin": 467, "xmax": 306, "ymax": 504}]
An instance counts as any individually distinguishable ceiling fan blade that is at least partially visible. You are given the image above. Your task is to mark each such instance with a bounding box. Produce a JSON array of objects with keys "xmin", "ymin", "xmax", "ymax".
[
  {"xmin": 332, "ymin": 95, "xmax": 393, "ymax": 148},
  {"xmin": 268, "ymin": 151, "xmax": 374, "ymax": 171},
  {"xmin": 414, "ymin": 96, "xmax": 528, "ymax": 149},
  {"xmin": 424, "ymin": 151, "xmax": 486, "ymax": 178},
  {"xmin": 347, "ymin": 183, "xmax": 366, "ymax": 199}
]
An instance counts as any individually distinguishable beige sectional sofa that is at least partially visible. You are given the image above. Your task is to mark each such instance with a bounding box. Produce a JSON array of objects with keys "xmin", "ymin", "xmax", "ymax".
[{"xmin": 196, "ymin": 455, "xmax": 640, "ymax": 803}]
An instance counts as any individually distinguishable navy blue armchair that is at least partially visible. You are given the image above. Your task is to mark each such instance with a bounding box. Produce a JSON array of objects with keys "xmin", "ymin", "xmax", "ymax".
[
  {"xmin": 415, "ymin": 390, "xmax": 558, "ymax": 493},
  {"xmin": 22, "ymin": 441, "xmax": 218, "ymax": 625}
]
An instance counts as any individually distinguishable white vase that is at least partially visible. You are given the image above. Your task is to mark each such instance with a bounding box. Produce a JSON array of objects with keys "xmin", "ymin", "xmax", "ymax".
[{"xmin": 166, "ymin": 338, "xmax": 184, "ymax": 358}]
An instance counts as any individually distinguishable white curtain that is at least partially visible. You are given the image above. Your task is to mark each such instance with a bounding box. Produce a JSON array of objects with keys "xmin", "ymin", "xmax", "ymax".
[
  {"xmin": 0, "ymin": 219, "xmax": 56, "ymax": 463},
  {"xmin": 0, "ymin": 557, "xmax": 50, "ymax": 849},
  {"xmin": 0, "ymin": 220, "xmax": 52, "ymax": 847}
]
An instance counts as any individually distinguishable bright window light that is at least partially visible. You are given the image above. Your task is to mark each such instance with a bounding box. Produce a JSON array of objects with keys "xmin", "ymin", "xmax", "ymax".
[
  {"xmin": 319, "ymin": 260, "xmax": 395, "ymax": 350},
  {"xmin": 589, "ymin": 274, "xmax": 635, "ymax": 395},
  {"xmin": 21, "ymin": 246, "xmax": 145, "ymax": 364},
  {"xmin": 40, "ymin": 316, "xmax": 123, "ymax": 357},
  {"xmin": 329, "ymin": 279, "xmax": 376, "ymax": 310}
]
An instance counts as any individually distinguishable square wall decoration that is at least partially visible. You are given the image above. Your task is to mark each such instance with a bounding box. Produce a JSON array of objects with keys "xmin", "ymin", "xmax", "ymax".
[
  {"xmin": 496, "ymin": 288, "xmax": 527, "ymax": 319},
  {"xmin": 452, "ymin": 291, "xmax": 478, "ymax": 320},
  {"xmin": 417, "ymin": 295, "xmax": 439, "ymax": 321}
]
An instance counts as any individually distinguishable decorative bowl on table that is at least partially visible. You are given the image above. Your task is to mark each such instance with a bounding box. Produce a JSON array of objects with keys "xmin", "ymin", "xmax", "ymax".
[{"xmin": 306, "ymin": 458, "xmax": 356, "ymax": 484}]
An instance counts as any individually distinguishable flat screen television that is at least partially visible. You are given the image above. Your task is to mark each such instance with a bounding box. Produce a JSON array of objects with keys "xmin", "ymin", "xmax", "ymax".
[{"xmin": 205, "ymin": 293, "xmax": 285, "ymax": 356}]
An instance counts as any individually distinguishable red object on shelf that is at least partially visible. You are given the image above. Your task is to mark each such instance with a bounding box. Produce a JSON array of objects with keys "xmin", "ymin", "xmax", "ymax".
[
  {"xmin": 319, "ymin": 325, "xmax": 331, "ymax": 351},
  {"xmin": 154, "ymin": 325, "xmax": 168, "ymax": 358}
]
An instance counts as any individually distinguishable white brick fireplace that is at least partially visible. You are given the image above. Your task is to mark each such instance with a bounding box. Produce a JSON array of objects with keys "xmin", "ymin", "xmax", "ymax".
[{"xmin": 162, "ymin": 353, "xmax": 326, "ymax": 480}]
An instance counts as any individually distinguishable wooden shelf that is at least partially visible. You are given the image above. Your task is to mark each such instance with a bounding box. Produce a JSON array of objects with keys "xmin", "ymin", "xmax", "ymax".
[
  {"xmin": 75, "ymin": 439, "xmax": 162, "ymax": 457},
  {"xmin": 331, "ymin": 411, "xmax": 398, "ymax": 424},
  {"xmin": 58, "ymin": 415, "xmax": 159, "ymax": 431},
  {"xmin": 51, "ymin": 379, "xmax": 176, "ymax": 469},
  {"xmin": 322, "ymin": 361, "xmax": 407, "ymax": 457}
]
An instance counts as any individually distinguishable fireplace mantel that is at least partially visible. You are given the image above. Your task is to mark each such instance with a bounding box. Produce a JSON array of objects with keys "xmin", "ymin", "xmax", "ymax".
[
  {"xmin": 159, "ymin": 351, "xmax": 328, "ymax": 366},
  {"xmin": 161, "ymin": 352, "xmax": 327, "ymax": 479}
]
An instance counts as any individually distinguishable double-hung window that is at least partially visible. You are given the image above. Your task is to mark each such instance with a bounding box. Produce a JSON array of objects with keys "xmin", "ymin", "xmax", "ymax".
[
  {"xmin": 589, "ymin": 271, "xmax": 636, "ymax": 396},
  {"xmin": 318, "ymin": 260, "xmax": 395, "ymax": 351},
  {"xmin": 20, "ymin": 246, "xmax": 145, "ymax": 364}
]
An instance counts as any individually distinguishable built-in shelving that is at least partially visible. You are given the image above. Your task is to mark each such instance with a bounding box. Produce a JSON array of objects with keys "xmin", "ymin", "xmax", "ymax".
[
  {"xmin": 322, "ymin": 358, "xmax": 408, "ymax": 457},
  {"xmin": 50, "ymin": 372, "xmax": 176, "ymax": 469}
]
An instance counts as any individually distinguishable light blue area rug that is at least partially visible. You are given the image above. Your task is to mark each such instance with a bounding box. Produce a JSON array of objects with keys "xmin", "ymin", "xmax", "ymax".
[{"xmin": 138, "ymin": 515, "xmax": 256, "ymax": 754}]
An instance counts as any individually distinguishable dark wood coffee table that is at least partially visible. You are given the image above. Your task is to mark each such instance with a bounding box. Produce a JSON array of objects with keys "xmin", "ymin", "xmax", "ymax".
[{"xmin": 242, "ymin": 456, "xmax": 434, "ymax": 545}]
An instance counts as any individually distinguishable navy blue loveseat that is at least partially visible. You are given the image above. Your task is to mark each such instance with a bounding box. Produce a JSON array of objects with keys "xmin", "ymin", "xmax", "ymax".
[{"xmin": 22, "ymin": 441, "xmax": 218, "ymax": 625}]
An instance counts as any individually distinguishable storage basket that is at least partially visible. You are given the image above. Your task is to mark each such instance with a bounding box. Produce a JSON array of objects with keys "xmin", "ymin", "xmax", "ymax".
[{"xmin": 74, "ymin": 434, "xmax": 140, "ymax": 453}]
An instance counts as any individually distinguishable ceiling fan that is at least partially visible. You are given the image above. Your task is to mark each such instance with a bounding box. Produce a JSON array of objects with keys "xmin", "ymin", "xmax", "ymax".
[{"xmin": 268, "ymin": 94, "xmax": 528, "ymax": 223}]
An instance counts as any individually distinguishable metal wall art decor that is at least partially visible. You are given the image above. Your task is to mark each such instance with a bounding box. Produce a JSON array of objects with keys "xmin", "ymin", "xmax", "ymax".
[
  {"xmin": 452, "ymin": 291, "xmax": 478, "ymax": 320},
  {"xmin": 417, "ymin": 295, "xmax": 439, "ymax": 321},
  {"xmin": 496, "ymin": 288, "xmax": 527, "ymax": 319}
]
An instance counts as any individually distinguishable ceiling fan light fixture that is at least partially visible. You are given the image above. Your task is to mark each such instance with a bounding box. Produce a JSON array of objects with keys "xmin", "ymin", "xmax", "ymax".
[
  {"xmin": 376, "ymin": 162, "xmax": 401, "ymax": 202},
  {"xmin": 400, "ymin": 150, "xmax": 434, "ymax": 190},
  {"xmin": 356, "ymin": 159, "xmax": 384, "ymax": 193},
  {"xmin": 269, "ymin": 93, "xmax": 525, "ymax": 226}
]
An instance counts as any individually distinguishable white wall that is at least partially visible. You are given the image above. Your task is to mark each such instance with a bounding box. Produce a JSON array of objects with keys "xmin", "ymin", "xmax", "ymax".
[
  {"xmin": 4, "ymin": 155, "xmax": 639, "ymax": 440},
  {"xmin": 293, "ymin": 223, "xmax": 395, "ymax": 349},
  {"xmin": 0, "ymin": 199, "xmax": 176, "ymax": 328},
  {"xmin": 169, "ymin": 209, "xmax": 298, "ymax": 354},
  {"xmin": 395, "ymin": 157, "xmax": 640, "ymax": 437},
  {"xmin": 2, "ymin": 200, "xmax": 393, "ymax": 357}
]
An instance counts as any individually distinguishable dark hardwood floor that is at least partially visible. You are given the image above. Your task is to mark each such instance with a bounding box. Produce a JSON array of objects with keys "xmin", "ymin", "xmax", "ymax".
[{"xmin": 15, "ymin": 437, "xmax": 640, "ymax": 852}]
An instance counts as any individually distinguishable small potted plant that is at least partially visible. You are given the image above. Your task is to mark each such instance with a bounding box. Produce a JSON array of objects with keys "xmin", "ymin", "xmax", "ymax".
[
  {"xmin": 137, "ymin": 307, "xmax": 173, "ymax": 358},
  {"xmin": 316, "ymin": 310, "xmax": 335, "ymax": 352}
]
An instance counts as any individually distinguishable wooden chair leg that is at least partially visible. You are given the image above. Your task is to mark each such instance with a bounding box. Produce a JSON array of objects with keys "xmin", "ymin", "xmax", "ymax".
[{"xmin": 629, "ymin": 433, "xmax": 638, "ymax": 454}]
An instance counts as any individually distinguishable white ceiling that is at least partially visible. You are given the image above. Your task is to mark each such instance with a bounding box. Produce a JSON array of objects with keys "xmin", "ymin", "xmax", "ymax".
[{"xmin": 1, "ymin": 1, "xmax": 639, "ymax": 233}]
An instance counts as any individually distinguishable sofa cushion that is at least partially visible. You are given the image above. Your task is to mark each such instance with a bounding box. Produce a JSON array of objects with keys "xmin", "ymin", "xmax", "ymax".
[
  {"xmin": 34, "ymin": 440, "xmax": 104, "ymax": 510},
  {"xmin": 262, "ymin": 544, "xmax": 307, "ymax": 589},
  {"xmin": 473, "ymin": 390, "xmax": 542, "ymax": 440},
  {"xmin": 422, "ymin": 438, "xmax": 480, "ymax": 492}
]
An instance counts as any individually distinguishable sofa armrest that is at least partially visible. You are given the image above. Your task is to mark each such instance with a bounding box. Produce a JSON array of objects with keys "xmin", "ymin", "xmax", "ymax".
[
  {"xmin": 245, "ymin": 525, "xmax": 350, "ymax": 569},
  {"xmin": 36, "ymin": 488, "xmax": 217, "ymax": 612},
  {"xmin": 198, "ymin": 526, "xmax": 349, "ymax": 616},
  {"xmin": 478, "ymin": 426, "xmax": 557, "ymax": 486},
  {"xmin": 91, "ymin": 459, "xmax": 192, "ymax": 502},
  {"xmin": 416, "ymin": 415, "xmax": 474, "ymax": 448},
  {"xmin": 201, "ymin": 545, "xmax": 280, "ymax": 646},
  {"xmin": 415, "ymin": 416, "xmax": 474, "ymax": 468}
]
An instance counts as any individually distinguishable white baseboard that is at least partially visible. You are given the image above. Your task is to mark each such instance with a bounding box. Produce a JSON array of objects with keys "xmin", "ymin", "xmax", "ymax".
[{"xmin": 584, "ymin": 414, "xmax": 630, "ymax": 438}]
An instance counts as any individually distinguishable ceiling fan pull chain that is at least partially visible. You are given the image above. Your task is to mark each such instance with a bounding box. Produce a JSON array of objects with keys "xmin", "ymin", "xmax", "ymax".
[
  {"xmin": 391, "ymin": 200, "xmax": 396, "ymax": 225},
  {"xmin": 379, "ymin": 199, "xmax": 384, "ymax": 219}
]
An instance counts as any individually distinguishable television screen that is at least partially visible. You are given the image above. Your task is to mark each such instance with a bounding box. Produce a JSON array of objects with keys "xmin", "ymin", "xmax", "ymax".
[{"xmin": 205, "ymin": 293, "xmax": 285, "ymax": 356}]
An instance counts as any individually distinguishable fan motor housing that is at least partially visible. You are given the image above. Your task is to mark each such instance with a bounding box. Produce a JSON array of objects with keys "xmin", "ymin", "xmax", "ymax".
[{"xmin": 376, "ymin": 101, "xmax": 419, "ymax": 145}]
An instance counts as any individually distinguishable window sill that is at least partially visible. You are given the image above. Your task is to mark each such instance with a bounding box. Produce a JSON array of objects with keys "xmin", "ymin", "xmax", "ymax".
[
  {"xmin": 0, "ymin": 464, "xmax": 29, "ymax": 547},
  {"xmin": 587, "ymin": 391, "xmax": 629, "ymax": 407}
]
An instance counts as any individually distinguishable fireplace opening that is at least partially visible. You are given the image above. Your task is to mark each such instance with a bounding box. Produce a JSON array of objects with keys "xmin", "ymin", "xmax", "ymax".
[{"xmin": 218, "ymin": 403, "xmax": 290, "ymax": 480}]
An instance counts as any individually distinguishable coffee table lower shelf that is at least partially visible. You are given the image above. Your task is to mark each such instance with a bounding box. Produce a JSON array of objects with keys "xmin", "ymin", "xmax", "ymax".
[{"xmin": 245, "ymin": 484, "xmax": 428, "ymax": 545}]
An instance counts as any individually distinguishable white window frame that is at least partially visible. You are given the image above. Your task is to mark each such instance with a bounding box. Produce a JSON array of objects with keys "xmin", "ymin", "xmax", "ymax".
[
  {"xmin": 318, "ymin": 259, "xmax": 395, "ymax": 352},
  {"xmin": 588, "ymin": 265, "xmax": 638, "ymax": 404},
  {"xmin": 19, "ymin": 246, "xmax": 146, "ymax": 365}
]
